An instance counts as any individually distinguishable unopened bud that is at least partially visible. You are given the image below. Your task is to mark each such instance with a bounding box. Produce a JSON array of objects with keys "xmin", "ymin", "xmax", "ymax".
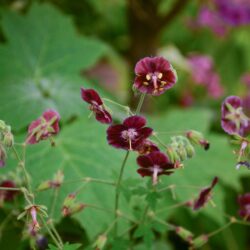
[
  {"xmin": 37, "ymin": 181, "xmax": 52, "ymax": 191},
  {"xmin": 186, "ymin": 130, "xmax": 210, "ymax": 150},
  {"xmin": 177, "ymin": 145, "xmax": 187, "ymax": 161},
  {"xmin": 175, "ymin": 226, "xmax": 193, "ymax": 243},
  {"xmin": 192, "ymin": 234, "xmax": 208, "ymax": 248},
  {"xmin": 3, "ymin": 131, "xmax": 14, "ymax": 147},
  {"xmin": 186, "ymin": 144, "xmax": 195, "ymax": 158},
  {"xmin": 93, "ymin": 234, "xmax": 107, "ymax": 250},
  {"xmin": 166, "ymin": 146, "xmax": 180, "ymax": 163}
]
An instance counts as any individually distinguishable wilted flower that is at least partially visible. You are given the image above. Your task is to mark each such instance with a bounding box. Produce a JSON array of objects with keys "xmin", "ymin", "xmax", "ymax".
[
  {"xmin": 30, "ymin": 206, "xmax": 40, "ymax": 230},
  {"xmin": 81, "ymin": 88, "xmax": 112, "ymax": 124},
  {"xmin": 136, "ymin": 139, "xmax": 159, "ymax": 155},
  {"xmin": 27, "ymin": 109, "xmax": 60, "ymax": 144},
  {"xmin": 136, "ymin": 151, "xmax": 175, "ymax": 185},
  {"xmin": 62, "ymin": 193, "xmax": 85, "ymax": 217},
  {"xmin": 133, "ymin": 56, "xmax": 177, "ymax": 96},
  {"xmin": 37, "ymin": 170, "xmax": 64, "ymax": 191},
  {"xmin": 107, "ymin": 116, "xmax": 153, "ymax": 151},
  {"xmin": 175, "ymin": 226, "xmax": 193, "ymax": 244},
  {"xmin": 221, "ymin": 96, "xmax": 250, "ymax": 136},
  {"xmin": 236, "ymin": 161, "xmax": 250, "ymax": 170},
  {"xmin": 0, "ymin": 180, "xmax": 18, "ymax": 203},
  {"xmin": 193, "ymin": 177, "xmax": 218, "ymax": 210},
  {"xmin": 238, "ymin": 193, "xmax": 250, "ymax": 221},
  {"xmin": 186, "ymin": 130, "xmax": 210, "ymax": 150},
  {"xmin": 36, "ymin": 235, "xmax": 48, "ymax": 250}
]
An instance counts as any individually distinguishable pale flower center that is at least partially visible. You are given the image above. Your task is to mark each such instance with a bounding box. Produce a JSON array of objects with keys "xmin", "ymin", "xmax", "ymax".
[{"xmin": 121, "ymin": 128, "xmax": 138, "ymax": 140}]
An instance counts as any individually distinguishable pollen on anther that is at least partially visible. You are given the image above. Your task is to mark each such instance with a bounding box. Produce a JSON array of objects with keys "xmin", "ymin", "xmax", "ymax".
[
  {"xmin": 143, "ymin": 82, "xmax": 149, "ymax": 86},
  {"xmin": 146, "ymin": 74, "xmax": 151, "ymax": 81},
  {"xmin": 161, "ymin": 81, "xmax": 166, "ymax": 86},
  {"xmin": 158, "ymin": 73, "xmax": 163, "ymax": 79}
]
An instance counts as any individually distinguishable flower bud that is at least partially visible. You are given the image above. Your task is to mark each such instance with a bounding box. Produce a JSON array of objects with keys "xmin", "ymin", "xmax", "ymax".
[
  {"xmin": 175, "ymin": 226, "xmax": 193, "ymax": 243},
  {"xmin": 166, "ymin": 146, "xmax": 180, "ymax": 163},
  {"xmin": 93, "ymin": 234, "xmax": 107, "ymax": 250},
  {"xmin": 186, "ymin": 130, "xmax": 210, "ymax": 150},
  {"xmin": 177, "ymin": 145, "xmax": 187, "ymax": 161},
  {"xmin": 0, "ymin": 144, "xmax": 6, "ymax": 167},
  {"xmin": 37, "ymin": 181, "xmax": 52, "ymax": 191},
  {"xmin": 3, "ymin": 131, "xmax": 14, "ymax": 147},
  {"xmin": 192, "ymin": 234, "xmax": 208, "ymax": 248},
  {"xmin": 186, "ymin": 144, "xmax": 195, "ymax": 158}
]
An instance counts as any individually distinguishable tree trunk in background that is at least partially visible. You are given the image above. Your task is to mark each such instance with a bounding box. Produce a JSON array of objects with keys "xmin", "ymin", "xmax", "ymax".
[{"xmin": 126, "ymin": 0, "xmax": 162, "ymax": 110}]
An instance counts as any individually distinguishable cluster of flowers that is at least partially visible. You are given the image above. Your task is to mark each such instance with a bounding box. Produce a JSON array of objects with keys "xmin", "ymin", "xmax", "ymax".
[{"xmin": 191, "ymin": 0, "xmax": 250, "ymax": 37}]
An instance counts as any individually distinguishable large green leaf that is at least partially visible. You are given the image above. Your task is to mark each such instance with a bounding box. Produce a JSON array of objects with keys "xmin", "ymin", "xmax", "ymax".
[{"xmin": 0, "ymin": 3, "xmax": 107, "ymax": 130}]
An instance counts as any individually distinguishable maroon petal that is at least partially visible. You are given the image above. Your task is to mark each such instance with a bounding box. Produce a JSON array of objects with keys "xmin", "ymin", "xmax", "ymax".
[
  {"xmin": 42, "ymin": 109, "xmax": 60, "ymax": 134},
  {"xmin": 95, "ymin": 109, "xmax": 112, "ymax": 124},
  {"xmin": 136, "ymin": 140, "xmax": 160, "ymax": 155},
  {"xmin": 137, "ymin": 154, "xmax": 153, "ymax": 168},
  {"xmin": 81, "ymin": 88, "xmax": 103, "ymax": 105},
  {"xmin": 137, "ymin": 168, "xmax": 152, "ymax": 177},
  {"xmin": 137, "ymin": 127, "xmax": 153, "ymax": 139},
  {"xmin": 123, "ymin": 116, "xmax": 146, "ymax": 129},
  {"xmin": 148, "ymin": 151, "xmax": 169, "ymax": 167}
]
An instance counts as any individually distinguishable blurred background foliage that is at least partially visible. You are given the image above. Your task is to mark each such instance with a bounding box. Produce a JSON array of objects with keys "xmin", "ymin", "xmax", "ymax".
[{"xmin": 0, "ymin": 0, "xmax": 250, "ymax": 249}]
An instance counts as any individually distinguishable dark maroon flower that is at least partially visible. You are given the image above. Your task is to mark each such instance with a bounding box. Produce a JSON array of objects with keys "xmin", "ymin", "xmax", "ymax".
[
  {"xmin": 136, "ymin": 139, "xmax": 160, "ymax": 155},
  {"xmin": 193, "ymin": 177, "xmax": 218, "ymax": 210},
  {"xmin": 221, "ymin": 96, "xmax": 250, "ymax": 136},
  {"xmin": 137, "ymin": 151, "xmax": 175, "ymax": 185},
  {"xmin": 107, "ymin": 116, "xmax": 153, "ymax": 151},
  {"xmin": 81, "ymin": 88, "xmax": 112, "ymax": 124},
  {"xmin": 134, "ymin": 56, "xmax": 177, "ymax": 96},
  {"xmin": 27, "ymin": 109, "xmax": 60, "ymax": 144},
  {"xmin": 238, "ymin": 193, "xmax": 250, "ymax": 221},
  {"xmin": 0, "ymin": 180, "xmax": 18, "ymax": 202}
]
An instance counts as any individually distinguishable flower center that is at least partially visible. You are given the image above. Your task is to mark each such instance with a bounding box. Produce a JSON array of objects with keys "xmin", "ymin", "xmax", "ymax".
[
  {"xmin": 121, "ymin": 128, "xmax": 138, "ymax": 140},
  {"xmin": 144, "ymin": 72, "xmax": 166, "ymax": 94}
]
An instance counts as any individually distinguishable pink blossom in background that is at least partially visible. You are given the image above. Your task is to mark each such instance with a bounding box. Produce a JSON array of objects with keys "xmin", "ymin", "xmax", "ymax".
[
  {"xmin": 241, "ymin": 73, "xmax": 250, "ymax": 88},
  {"xmin": 187, "ymin": 54, "xmax": 224, "ymax": 99}
]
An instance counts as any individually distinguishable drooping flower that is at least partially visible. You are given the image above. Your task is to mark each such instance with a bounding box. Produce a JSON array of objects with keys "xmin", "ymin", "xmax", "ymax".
[
  {"xmin": 186, "ymin": 130, "xmax": 210, "ymax": 150},
  {"xmin": 62, "ymin": 193, "xmax": 85, "ymax": 217},
  {"xmin": 81, "ymin": 88, "xmax": 112, "ymax": 124},
  {"xmin": 107, "ymin": 116, "xmax": 153, "ymax": 151},
  {"xmin": 30, "ymin": 206, "xmax": 40, "ymax": 230},
  {"xmin": 193, "ymin": 177, "xmax": 218, "ymax": 210},
  {"xmin": 221, "ymin": 96, "xmax": 250, "ymax": 136},
  {"xmin": 27, "ymin": 109, "xmax": 60, "ymax": 144},
  {"xmin": 133, "ymin": 56, "xmax": 177, "ymax": 96},
  {"xmin": 238, "ymin": 193, "xmax": 250, "ymax": 221},
  {"xmin": 0, "ymin": 180, "xmax": 18, "ymax": 203},
  {"xmin": 137, "ymin": 151, "xmax": 175, "ymax": 185},
  {"xmin": 136, "ymin": 139, "xmax": 159, "ymax": 155}
]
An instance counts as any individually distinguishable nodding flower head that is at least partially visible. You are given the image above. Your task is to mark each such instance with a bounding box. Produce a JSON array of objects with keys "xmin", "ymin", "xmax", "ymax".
[
  {"xmin": 81, "ymin": 88, "xmax": 112, "ymax": 124},
  {"xmin": 136, "ymin": 139, "xmax": 160, "ymax": 155},
  {"xmin": 221, "ymin": 96, "xmax": 250, "ymax": 136},
  {"xmin": 133, "ymin": 56, "xmax": 177, "ymax": 96},
  {"xmin": 27, "ymin": 109, "xmax": 60, "ymax": 144},
  {"xmin": 107, "ymin": 116, "xmax": 153, "ymax": 151},
  {"xmin": 193, "ymin": 177, "xmax": 218, "ymax": 210},
  {"xmin": 238, "ymin": 193, "xmax": 250, "ymax": 221},
  {"xmin": 136, "ymin": 151, "xmax": 175, "ymax": 185}
]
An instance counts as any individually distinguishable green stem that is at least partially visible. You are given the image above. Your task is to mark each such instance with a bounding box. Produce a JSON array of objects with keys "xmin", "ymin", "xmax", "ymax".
[
  {"xmin": 62, "ymin": 178, "xmax": 115, "ymax": 186},
  {"xmin": 40, "ymin": 216, "xmax": 63, "ymax": 249},
  {"xmin": 50, "ymin": 188, "xmax": 59, "ymax": 218},
  {"xmin": 207, "ymin": 222, "xmax": 232, "ymax": 238},
  {"xmin": 0, "ymin": 187, "xmax": 21, "ymax": 191},
  {"xmin": 114, "ymin": 150, "xmax": 130, "ymax": 236},
  {"xmin": 135, "ymin": 93, "xmax": 146, "ymax": 114},
  {"xmin": 103, "ymin": 98, "xmax": 134, "ymax": 115},
  {"xmin": 50, "ymin": 221, "xmax": 63, "ymax": 247}
]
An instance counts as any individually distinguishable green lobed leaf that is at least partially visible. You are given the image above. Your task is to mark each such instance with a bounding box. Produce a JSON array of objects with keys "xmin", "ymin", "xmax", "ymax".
[{"xmin": 0, "ymin": 3, "xmax": 107, "ymax": 131}]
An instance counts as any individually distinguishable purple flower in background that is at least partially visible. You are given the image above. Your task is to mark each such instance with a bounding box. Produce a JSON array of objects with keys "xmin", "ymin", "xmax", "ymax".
[
  {"xmin": 193, "ymin": 177, "xmax": 218, "ymax": 210},
  {"xmin": 238, "ymin": 193, "xmax": 250, "ymax": 221},
  {"xmin": 81, "ymin": 88, "xmax": 112, "ymax": 124},
  {"xmin": 27, "ymin": 109, "xmax": 60, "ymax": 144},
  {"xmin": 221, "ymin": 96, "xmax": 250, "ymax": 136},
  {"xmin": 241, "ymin": 73, "xmax": 250, "ymax": 88},
  {"xmin": 188, "ymin": 54, "xmax": 224, "ymax": 99},
  {"xmin": 137, "ymin": 151, "xmax": 175, "ymax": 185},
  {"xmin": 107, "ymin": 116, "xmax": 153, "ymax": 151},
  {"xmin": 136, "ymin": 139, "xmax": 160, "ymax": 155},
  {"xmin": 196, "ymin": 7, "xmax": 228, "ymax": 36},
  {"xmin": 134, "ymin": 56, "xmax": 177, "ymax": 96},
  {"xmin": 215, "ymin": 0, "xmax": 250, "ymax": 26}
]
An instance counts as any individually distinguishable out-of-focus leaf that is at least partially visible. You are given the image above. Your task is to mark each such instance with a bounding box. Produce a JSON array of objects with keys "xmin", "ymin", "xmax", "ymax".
[
  {"xmin": 48, "ymin": 243, "xmax": 81, "ymax": 250},
  {"xmin": 0, "ymin": 3, "xmax": 107, "ymax": 130}
]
